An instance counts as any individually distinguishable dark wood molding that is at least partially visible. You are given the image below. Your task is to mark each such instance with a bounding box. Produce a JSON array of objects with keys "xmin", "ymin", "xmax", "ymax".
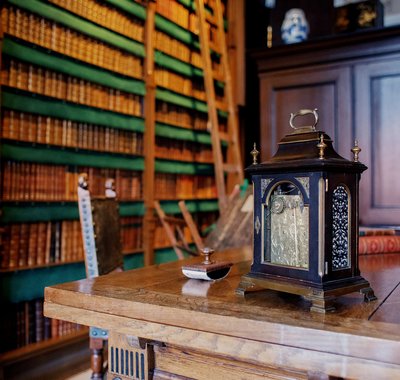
[{"xmin": 251, "ymin": 26, "xmax": 400, "ymax": 72}]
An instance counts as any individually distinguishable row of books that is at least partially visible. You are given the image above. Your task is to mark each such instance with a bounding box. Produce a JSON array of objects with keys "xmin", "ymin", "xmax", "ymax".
[
  {"xmin": 49, "ymin": 0, "xmax": 144, "ymax": 43},
  {"xmin": 50, "ymin": 0, "xmax": 225, "ymax": 81},
  {"xmin": 2, "ymin": 110, "xmax": 144, "ymax": 156},
  {"xmin": 0, "ymin": 217, "xmax": 144, "ymax": 270},
  {"xmin": 0, "ymin": 220, "xmax": 84, "ymax": 269},
  {"xmin": 155, "ymin": 30, "xmax": 204, "ymax": 69},
  {"xmin": 156, "ymin": 136, "xmax": 213, "ymax": 163},
  {"xmin": 2, "ymin": 162, "xmax": 142, "ymax": 201},
  {"xmin": 121, "ymin": 216, "xmax": 143, "ymax": 253},
  {"xmin": 155, "ymin": 66, "xmax": 207, "ymax": 103},
  {"xmin": 155, "ymin": 0, "xmax": 222, "ymax": 51},
  {"xmin": 155, "ymin": 173, "xmax": 217, "ymax": 200},
  {"xmin": 155, "ymin": 0, "xmax": 190, "ymax": 30},
  {"xmin": 156, "ymin": 100, "xmax": 227, "ymax": 132},
  {"xmin": 154, "ymin": 30, "xmax": 224, "ymax": 80},
  {"xmin": 155, "ymin": 66, "xmax": 226, "ymax": 109},
  {"xmin": 3, "ymin": 6, "xmax": 142, "ymax": 78},
  {"xmin": 1, "ymin": 298, "xmax": 84, "ymax": 353},
  {"xmin": 2, "ymin": 59, "xmax": 143, "ymax": 116}
]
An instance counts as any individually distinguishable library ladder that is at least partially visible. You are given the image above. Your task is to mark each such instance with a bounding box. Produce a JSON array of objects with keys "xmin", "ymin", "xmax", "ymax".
[{"xmin": 195, "ymin": 0, "xmax": 243, "ymax": 212}]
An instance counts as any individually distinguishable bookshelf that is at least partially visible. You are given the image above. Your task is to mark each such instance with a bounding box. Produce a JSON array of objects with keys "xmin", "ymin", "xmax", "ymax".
[{"xmin": 0, "ymin": 0, "xmax": 236, "ymax": 370}]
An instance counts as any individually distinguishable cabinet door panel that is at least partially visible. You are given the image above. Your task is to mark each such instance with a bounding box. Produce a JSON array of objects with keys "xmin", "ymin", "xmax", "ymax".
[
  {"xmin": 355, "ymin": 58, "xmax": 400, "ymax": 225},
  {"xmin": 259, "ymin": 65, "xmax": 352, "ymax": 161}
]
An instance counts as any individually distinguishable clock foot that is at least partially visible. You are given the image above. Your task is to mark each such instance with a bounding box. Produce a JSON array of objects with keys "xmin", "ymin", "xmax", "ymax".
[
  {"xmin": 307, "ymin": 293, "xmax": 336, "ymax": 314},
  {"xmin": 235, "ymin": 277, "xmax": 264, "ymax": 296},
  {"xmin": 361, "ymin": 286, "xmax": 377, "ymax": 302}
]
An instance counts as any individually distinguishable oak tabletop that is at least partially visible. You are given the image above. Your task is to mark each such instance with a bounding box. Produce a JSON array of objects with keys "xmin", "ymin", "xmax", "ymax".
[{"xmin": 44, "ymin": 247, "xmax": 400, "ymax": 370}]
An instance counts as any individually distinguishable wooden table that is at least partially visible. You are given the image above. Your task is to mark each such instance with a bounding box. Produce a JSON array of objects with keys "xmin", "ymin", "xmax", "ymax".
[{"xmin": 44, "ymin": 247, "xmax": 400, "ymax": 380}]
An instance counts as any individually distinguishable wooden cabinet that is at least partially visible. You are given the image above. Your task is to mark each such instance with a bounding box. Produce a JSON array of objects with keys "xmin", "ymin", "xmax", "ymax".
[
  {"xmin": 254, "ymin": 27, "xmax": 400, "ymax": 226},
  {"xmin": 354, "ymin": 58, "xmax": 400, "ymax": 225}
]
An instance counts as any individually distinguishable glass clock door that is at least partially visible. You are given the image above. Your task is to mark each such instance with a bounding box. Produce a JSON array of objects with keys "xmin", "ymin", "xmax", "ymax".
[{"xmin": 263, "ymin": 182, "xmax": 309, "ymax": 269}]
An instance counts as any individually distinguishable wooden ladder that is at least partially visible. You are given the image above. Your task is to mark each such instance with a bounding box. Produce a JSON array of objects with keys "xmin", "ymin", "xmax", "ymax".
[
  {"xmin": 194, "ymin": 0, "xmax": 243, "ymax": 211},
  {"xmin": 153, "ymin": 201, "xmax": 198, "ymax": 259}
]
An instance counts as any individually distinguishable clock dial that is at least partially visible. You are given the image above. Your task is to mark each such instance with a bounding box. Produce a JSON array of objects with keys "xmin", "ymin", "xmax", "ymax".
[{"xmin": 264, "ymin": 182, "xmax": 309, "ymax": 269}]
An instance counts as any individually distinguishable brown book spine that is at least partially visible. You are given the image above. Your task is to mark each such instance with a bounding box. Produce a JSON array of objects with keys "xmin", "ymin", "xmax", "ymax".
[
  {"xmin": 51, "ymin": 318, "xmax": 59, "ymax": 338},
  {"xmin": 45, "ymin": 221, "xmax": 52, "ymax": 264},
  {"xmin": 60, "ymin": 220, "xmax": 68, "ymax": 262},
  {"xmin": 27, "ymin": 223, "xmax": 38, "ymax": 267},
  {"xmin": 54, "ymin": 221, "xmax": 61, "ymax": 263},
  {"xmin": 18, "ymin": 223, "xmax": 29, "ymax": 267},
  {"xmin": 36, "ymin": 222, "xmax": 46, "ymax": 265},
  {"xmin": 359, "ymin": 235, "xmax": 400, "ymax": 255},
  {"xmin": 9, "ymin": 224, "xmax": 20, "ymax": 268}
]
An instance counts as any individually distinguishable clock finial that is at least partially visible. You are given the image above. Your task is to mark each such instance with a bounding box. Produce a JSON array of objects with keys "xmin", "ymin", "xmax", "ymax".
[
  {"xmin": 317, "ymin": 134, "xmax": 327, "ymax": 160},
  {"xmin": 250, "ymin": 143, "xmax": 260, "ymax": 165},
  {"xmin": 351, "ymin": 140, "xmax": 361, "ymax": 162}
]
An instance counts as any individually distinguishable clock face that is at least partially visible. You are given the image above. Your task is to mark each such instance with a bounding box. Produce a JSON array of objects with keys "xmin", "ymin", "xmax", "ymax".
[{"xmin": 263, "ymin": 182, "xmax": 309, "ymax": 269}]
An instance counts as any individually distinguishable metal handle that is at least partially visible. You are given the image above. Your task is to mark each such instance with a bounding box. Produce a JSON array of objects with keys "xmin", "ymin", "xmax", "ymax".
[
  {"xmin": 289, "ymin": 108, "xmax": 319, "ymax": 131},
  {"xmin": 201, "ymin": 247, "xmax": 214, "ymax": 265}
]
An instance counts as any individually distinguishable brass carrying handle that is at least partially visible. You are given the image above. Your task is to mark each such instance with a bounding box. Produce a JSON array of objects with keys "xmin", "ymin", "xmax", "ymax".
[{"xmin": 289, "ymin": 108, "xmax": 319, "ymax": 131}]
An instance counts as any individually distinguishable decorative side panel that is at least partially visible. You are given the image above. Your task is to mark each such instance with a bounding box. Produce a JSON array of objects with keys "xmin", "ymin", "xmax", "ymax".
[
  {"xmin": 108, "ymin": 332, "xmax": 154, "ymax": 380},
  {"xmin": 332, "ymin": 185, "xmax": 350, "ymax": 270}
]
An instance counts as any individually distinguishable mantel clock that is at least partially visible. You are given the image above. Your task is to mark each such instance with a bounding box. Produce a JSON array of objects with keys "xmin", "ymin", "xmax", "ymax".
[{"xmin": 237, "ymin": 109, "xmax": 376, "ymax": 312}]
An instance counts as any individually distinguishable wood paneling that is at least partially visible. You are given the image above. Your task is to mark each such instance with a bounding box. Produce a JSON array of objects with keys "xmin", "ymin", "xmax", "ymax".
[
  {"xmin": 260, "ymin": 65, "xmax": 351, "ymax": 161},
  {"xmin": 355, "ymin": 57, "xmax": 400, "ymax": 225},
  {"xmin": 254, "ymin": 27, "xmax": 400, "ymax": 225}
]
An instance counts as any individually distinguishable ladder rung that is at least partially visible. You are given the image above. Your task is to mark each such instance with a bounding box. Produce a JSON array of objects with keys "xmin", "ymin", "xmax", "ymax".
[{"xmin": 223, "ymin": 163, "xmax": 241, "ymax": 173}]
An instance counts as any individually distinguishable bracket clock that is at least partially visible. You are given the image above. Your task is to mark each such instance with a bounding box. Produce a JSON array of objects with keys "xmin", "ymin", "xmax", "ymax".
[{"xmin": 237, "ymin": 109, "xmax": 376, "ymax": 312}]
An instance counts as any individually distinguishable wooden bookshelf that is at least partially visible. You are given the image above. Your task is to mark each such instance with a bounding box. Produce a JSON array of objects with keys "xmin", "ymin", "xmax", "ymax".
[{"xmin": 0, "ymin": 0, "xmax": 236, "ymax": 367}]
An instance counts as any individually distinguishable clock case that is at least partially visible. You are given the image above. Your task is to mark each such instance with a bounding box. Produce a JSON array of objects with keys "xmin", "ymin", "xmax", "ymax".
[{"xmin": 237, "ymin": 128, "xmax": 376, "ymax": 312}]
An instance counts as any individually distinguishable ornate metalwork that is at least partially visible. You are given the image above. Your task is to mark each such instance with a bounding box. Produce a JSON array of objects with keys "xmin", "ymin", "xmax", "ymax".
[
  {"xmin": 267, "ymin": 184, "xmax": 309, "ymax": 269},
  {"xmin": 255, "ymin": 215, "xmax": 261, "ymax": 235},
  {"xmin": 261, "ymin": 178, "xmax": 273, "ymax": 198},
  {"xmin": 332, "ymin": 185, "xmax": 350, "ymax": 270},
  {"xmin": 250, "ymin": 143, "xmax": 260, "ymax": 164},
  {"xmin": 317, "ymin": 133, "xmax": 327, "ymax": 159},
  {"xmin": 295, "ymin": 176, "xmax": 310, "ymax": 198},
  {"xmin": 351, "ymin": 140, "xmax": 361, "ymax": 162}
]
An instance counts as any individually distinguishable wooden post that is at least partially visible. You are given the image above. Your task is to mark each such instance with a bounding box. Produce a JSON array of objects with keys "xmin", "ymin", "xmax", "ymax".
[
  {"xmin": 195, "ymin": 0, "xmax": 228, "ymax": 211},
  {"xmin": 142, "ymin": 1, "xmax": 156, "ymax": 266},
  {"xmin": 215, "ymin": 0, "xmax": 244, "ymax": 193}
]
